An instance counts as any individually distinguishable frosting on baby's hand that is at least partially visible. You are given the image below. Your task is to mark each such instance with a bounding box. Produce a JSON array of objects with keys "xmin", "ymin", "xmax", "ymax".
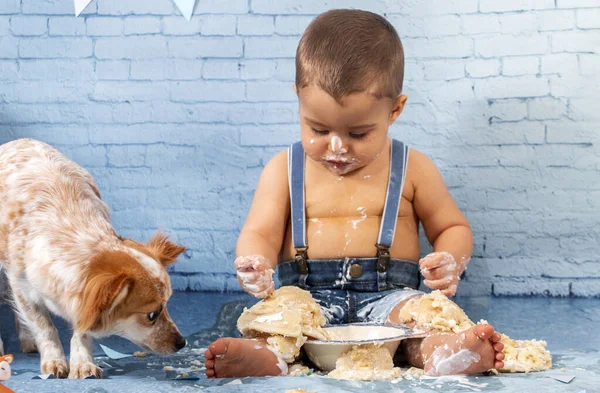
[{"xmin": 235, "ymin": 255, "xmax": 275, "ymax": 298}]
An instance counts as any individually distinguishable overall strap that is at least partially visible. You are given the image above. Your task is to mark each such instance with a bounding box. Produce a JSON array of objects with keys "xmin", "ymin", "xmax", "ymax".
[
  {"xmin": 288, "ymin": 142, "xmax": 308, "ymax": 285},
  {"xmin": 376, "ymin": 140, "xmax": 409, "ymax": 289}
]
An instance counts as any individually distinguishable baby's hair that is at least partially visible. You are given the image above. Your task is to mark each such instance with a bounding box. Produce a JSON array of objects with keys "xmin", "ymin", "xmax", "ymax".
[{"xmin": 295, "ymin": 9, "xmax": 405, "ymax": 103}]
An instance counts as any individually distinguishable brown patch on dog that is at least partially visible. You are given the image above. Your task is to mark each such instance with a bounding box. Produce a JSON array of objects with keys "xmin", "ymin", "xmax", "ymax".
[
  {"xmin": 77, "ymin": 250, "xmax": 139, "ymax": 332},
  {"xmin": 147, "ymin": 232, "xmax": 186, "ymax": 267}
]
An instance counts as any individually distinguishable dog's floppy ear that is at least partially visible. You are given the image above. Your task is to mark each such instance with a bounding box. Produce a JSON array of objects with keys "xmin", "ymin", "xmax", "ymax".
[
  {"xmin": 78, "ymin": 252, "xmax": 134, "ymax": 332},
  {"xmin": 0, "ymin": 354, "xmax": 13, "ymax": 364},
  {"xmin": 147, "ymin": 231, "xmax": 186, "ymax": 267}
]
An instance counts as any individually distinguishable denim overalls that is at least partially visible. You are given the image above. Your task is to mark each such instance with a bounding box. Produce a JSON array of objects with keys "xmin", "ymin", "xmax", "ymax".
[{"xmin": 278, "ymin": 139, "xmax": 423, "ymax": 325}]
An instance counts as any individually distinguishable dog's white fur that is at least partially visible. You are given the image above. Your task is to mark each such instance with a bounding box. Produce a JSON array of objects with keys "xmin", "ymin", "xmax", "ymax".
[{"xmin": 0, "ymin": 139, "xmax": 187, "ymax": 378}]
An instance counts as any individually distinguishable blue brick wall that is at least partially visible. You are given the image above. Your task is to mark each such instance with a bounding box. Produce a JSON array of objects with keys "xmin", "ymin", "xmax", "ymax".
[{"xmin": 1, "ymin": 0, "xmax": 599, "ymax": 296}]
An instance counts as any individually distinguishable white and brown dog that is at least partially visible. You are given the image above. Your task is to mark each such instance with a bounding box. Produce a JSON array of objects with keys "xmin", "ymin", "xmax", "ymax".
[{"xmin": 0, "ymin": 139, "xmax": 187, "ymax": 379}]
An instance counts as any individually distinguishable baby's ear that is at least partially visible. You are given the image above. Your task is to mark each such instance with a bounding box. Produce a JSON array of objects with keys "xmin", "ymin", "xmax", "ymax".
[{"xmin": 147, "ymin": 231, "xmax": 186, "ymax": 267}]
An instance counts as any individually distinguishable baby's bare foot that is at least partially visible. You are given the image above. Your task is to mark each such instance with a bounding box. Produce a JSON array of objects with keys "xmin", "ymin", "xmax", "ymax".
[
  {"xmin": 204, "ymin": 338, "xmax": 283, "ymax": 378},
  {"xmin": 423, "ymin": 324, "xmax": 504, "ymax": 376}
]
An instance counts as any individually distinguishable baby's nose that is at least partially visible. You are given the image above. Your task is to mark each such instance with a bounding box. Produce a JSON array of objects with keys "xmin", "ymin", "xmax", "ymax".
[{"xmin": 330, "ymin": 135, "xmax": 345, "ymax": 153}]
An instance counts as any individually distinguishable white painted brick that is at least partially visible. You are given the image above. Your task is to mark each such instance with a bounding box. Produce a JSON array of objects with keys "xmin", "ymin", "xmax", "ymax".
[
  {"xmin": 466, "ymin": 59, "xmax": 500, "ymax": 78},
  {"xmin": 202, "ymin": 60, "xmax": 240, "ymax": 79},
  {"xmin": 422, "ymin": 80, "xmax": 475, "ymax": 102},
  {"xmin": 579, "ymin": 54, "xmax": 600, "ymax": 75},
  {"xmin": 107, "ymin": 145, "xmax": 146, "ymax": 167},
  {"xmin": 0, "ymin": 17, "xmax": 8, "ymax": 35},
  {"xmin": 19, "ymin": 59, "xmax": 94, "ymax": 81},
  {"xmin": 20, "ymin": 37, "xmax": 93, "ymax": 58},
  {"xmin": 537, "ymin": 10, "xmax": 576, "ymax": 31},
  {"xmin": 552, "ymin": 31, "xmax": 600, "ymax": 53},
  {"xmin": 162, "ymin": 15, "xmax": 236, "ymax": 36},
  {"xmin": 3, "ymin": 81, "xmax": 91, "ymax": 103},
  {"xmin": 499, "ymin": 13, "xmax": 538, "ymax": 34},
  {"xmin": 272, "ymin": 59, "xmax": 296, "ymax": 81},
  {"xmin": 87, "ymin": 18, "xmax": 124, "ymax": 36},
  {"xmin": 10, "ymin": 16, "xmax": 47, "ymax": 36},
  {"xmin": 240, "ymin": 125, "xmax": 296, "ymax": 146},
  {"xmin": 422, "ymin": 60, "xmax": 464, "ymax": 80},
  {"xmin": 170, "ymin": 81, "xmax": 246, "ymax": 102},
  {"xmin": 0, "ymin": 61, "xmax": 17, "ymax": 80},
  {"xmin": 96, "ymin": 37, "xmax": 168, "ymax": 59},
  {"xmin": 194, "ymin": 0, "xmax": 248, "ymax": 14},
  {"xmin": 547, "ymin": 122, "xmax": 598, "ymax": 143},
  {"xmin": 528, "ymin": 97, "xmax": 568, "ymax": 120},
  {"xmin": 577, "ymin": 8, "xmax": 600, "ymax": 28},
  {"xmin": 200, "ymin": 15, "xmax": 237, "ymax": 36},
  {"xmin": 569, "ymin": 98, "xmax": 600, "ymax": 120},
  {"xmin": 96, "ymin": 60, "xmax": 130, "ymax": 80},
  {"xmin": 237, "ymin": 16, "xmax": 275, "ymax": 36},
  {"xmin": 97, "ymin": 0, "xmax": 173, "ymax": 15},
  {"xmin": 388, "ymin": 15, "xmax": 461, "ymax": 38},
  {"xmin": 480, "ymin": 0, "xmax": 554, "ymax": 12},
  {"xmin": 571, "ymin": 280, "xmax": 600, "ymax": 297},
  {"xmin": 474, "ymin": 76, "xmax": 549, "ymax": 99},
  {"xmin": 386, "ymin": 0, "xmax": 479, "ymax": 15},
  {"xmin": 123, "ymin": 17, "xmax": 161, "ymax": 35},
  {"xmin": 93, "ymin": 81, "xmax": 169, "ymax": 101},
  {"xmin": 405, "ymin": 61, "xmax": 425, "ymax": 81},
  {"xmin": 550, "ymin": 74, "xmax": 600, "ymax": 98},
  {"xmin": 541, "ymin": 53, "xmax": 579, "ymax": 74},
  {"xmin": 168, "ymin": 37, "xmax": 242, "ymax": 58},
  {"xmin": 49, "ymin": 17, "xmax": 86, "ymax": 36},
  {"xmin": 461, "ymin": 14, "xmax": 500, "ymax": 35},
  {"xmin": 22, "ymin": 0, "xmax": 96, "ymax": 15},
  {"xmin": 239, "ymin": 59, "xmax": 277, "ymax": 80},
  {"xmin": 404, "ymin": 36, "xmax": 473, "ymax": 59},
  {"xmin": 130, "ymin": 59, "xmax": 204, "ymax": 80},
  {"xmin": 502, "ymin": 56, "xmax": 539, "ymax": 76},
  {"xmin": 0, "ymin": 0, "xmax": 19, "ymax": 14},
  {"xmin": 557, "ymin": 0, "xmax": 600, "ymax": 7},
  {"xmin": 275, "ymin": 16, "xmax": 313, "ymax": 35},
  {"xmin": 244, "ymin": 36, "xmax": 299, "ymax": 58},
  {"xmin": 486, "ymin": 99, "xmax": 528, "ymax": 122},
  {"xmin": 475, "ymin": 34, "xmax": 548, "ymax": 58},
  {"xmin": 246, "ymin": 81, "xmax": 297, "ymax": 102}
]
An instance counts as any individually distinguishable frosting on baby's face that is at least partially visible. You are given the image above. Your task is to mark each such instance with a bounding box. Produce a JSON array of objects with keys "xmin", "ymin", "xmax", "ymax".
[{"xmin": 297, "ymin": 85, "xmax": 406, "ymax": 176}]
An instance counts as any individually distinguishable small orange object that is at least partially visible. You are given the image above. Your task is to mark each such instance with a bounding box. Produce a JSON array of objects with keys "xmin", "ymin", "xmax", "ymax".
[{"xmin": 0, "ymin": 354, "xmax": 15, "ymax": 393}]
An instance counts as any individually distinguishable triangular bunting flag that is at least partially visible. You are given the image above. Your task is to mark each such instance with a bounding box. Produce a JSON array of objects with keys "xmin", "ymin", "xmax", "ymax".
[
  {"xmin": 173, "ymin": 0, "xmax": 198, "ymax": 21},
  {"xmin": 74, "ymin": 0, "xmax": 93, "ymax": 16}
]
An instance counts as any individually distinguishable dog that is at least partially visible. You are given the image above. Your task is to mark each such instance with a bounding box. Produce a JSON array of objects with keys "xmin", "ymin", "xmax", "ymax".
[{"xmin": 0, "ymin": 139, "xmax": 187, "ymax": 379}]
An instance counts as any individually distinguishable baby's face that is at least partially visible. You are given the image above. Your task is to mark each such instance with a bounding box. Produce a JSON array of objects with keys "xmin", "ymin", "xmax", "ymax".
[{"xmin": 297, "ymin": 85, "xmax": 405, "ymax": 176}]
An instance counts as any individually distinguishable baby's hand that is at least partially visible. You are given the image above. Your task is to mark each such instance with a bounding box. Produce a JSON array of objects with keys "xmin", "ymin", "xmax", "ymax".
[
  {"xmin": 234, "ymin": 255, "xmax": 275, "ymax": 299},
  {"xmin": 419, "ymin": 252, "xmax": 466, "ymax": 297}
]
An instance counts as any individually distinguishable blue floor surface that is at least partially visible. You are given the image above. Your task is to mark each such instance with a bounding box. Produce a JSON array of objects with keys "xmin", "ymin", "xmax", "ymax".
[{"xmin": 1, "ymin": 292, "xmax": 599, "ymax": 392}]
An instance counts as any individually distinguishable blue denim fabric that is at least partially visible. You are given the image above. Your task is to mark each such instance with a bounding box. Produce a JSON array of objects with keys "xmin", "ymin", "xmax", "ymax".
[
  {"xmin": 278, "ymin": 257, "xmax": 420, "ymax": 292},
  {"xmin": 309, "ymin": 288, "xmax": 423, "ymax": 325}
]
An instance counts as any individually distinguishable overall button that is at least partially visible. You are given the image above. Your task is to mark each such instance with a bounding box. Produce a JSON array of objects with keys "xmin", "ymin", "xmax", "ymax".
[{"xmin": 349, "ymin": 263, "xmax": 363, "ymax": 278}]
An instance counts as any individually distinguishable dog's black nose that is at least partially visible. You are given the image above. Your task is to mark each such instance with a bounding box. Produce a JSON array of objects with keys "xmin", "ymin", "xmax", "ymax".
[{"xmin": 175, "ymin": 335, "xmax": 187, "ymax": 351}]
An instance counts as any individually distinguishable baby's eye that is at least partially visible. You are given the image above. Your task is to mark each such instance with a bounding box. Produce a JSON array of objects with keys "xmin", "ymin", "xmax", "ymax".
[
  {"xmin": 349, "ymin": 132, "xmax": 368, "ymax": 139},
  {"xmin": 311, "ymin": 127, "xmax": 329, "ymax": 135}
]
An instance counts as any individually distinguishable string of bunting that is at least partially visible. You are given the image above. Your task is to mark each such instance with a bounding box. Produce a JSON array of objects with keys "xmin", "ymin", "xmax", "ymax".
[{"xmin": 74, "ymin": 0, "xmax": 199, "ymax": 21}]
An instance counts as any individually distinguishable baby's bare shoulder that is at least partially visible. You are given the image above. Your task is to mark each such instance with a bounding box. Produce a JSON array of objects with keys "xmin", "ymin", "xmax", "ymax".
[
  {"xmin": 259, "ymin": 149, "xmax": 290, "ymax": 187},
  {"xmin": 406, "ymin": 148, "xmax": 444, "ymax": 189}
]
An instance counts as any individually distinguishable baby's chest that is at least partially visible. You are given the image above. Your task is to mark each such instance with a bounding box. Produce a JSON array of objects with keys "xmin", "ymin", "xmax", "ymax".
[{"xmin": 304, "ymin": 179, "xmax": 414, "ymax": 219}]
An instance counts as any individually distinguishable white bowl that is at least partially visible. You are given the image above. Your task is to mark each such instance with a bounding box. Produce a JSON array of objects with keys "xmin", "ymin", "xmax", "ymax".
[{"xmin": 303, "ymin": 323, "xmax": 426, "ymax": 372}]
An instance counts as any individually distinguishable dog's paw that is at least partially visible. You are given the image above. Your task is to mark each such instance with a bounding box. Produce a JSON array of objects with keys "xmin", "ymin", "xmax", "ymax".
[
  {"xmin": 19, "ymin": 336, "xmax": 38, "ymax": 353},
  {"xmin": 68, "ymin": 362, "xmax": 103, "ymax": 379},
  {"xmin": 41, "ymin": 358, "xmax": 69, "ymax": 378}
]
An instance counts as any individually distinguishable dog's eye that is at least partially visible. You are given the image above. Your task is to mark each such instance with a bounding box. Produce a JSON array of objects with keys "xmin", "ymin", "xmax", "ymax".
[{"xmin": 147, "ymin": 305, "xmax": 163, "ymax": 322}]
